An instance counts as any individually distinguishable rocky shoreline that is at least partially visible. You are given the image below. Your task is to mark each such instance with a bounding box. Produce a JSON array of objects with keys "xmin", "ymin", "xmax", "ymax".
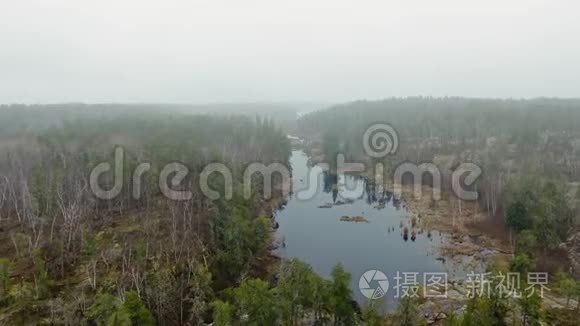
[{"xmin": 285, "ymin": 142, "xmax": 577, "ymax": 322}]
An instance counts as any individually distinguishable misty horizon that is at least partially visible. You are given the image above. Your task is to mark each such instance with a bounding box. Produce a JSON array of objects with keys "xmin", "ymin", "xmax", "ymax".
[
  {"xmin": 2, "ymin": 0, "xmax": 580, "ymax": 104},
  {"xmin": 1, "ymin": 2, "xmax": 580, "ymax": 322}
]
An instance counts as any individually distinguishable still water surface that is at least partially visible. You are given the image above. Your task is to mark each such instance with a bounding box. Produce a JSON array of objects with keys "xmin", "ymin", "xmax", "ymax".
[{"xmin": 275, "ymin": 150, "xmax": 453, "ymax": 310}]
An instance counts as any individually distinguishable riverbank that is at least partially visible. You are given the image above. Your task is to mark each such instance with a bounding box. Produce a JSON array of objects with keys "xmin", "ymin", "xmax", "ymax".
[
  {"xmin": 296, "ymin": 140, "xmax": 578, "ymax": 322},
  {"xmin": 398, "ymin": 184, "xmax": 512, "ymax": 267},
  {"xmin": 301, "ymin": 141, "xmax": 511, "ymax": 267},
  {"xmin": 273, "ymin": 149, "xmax": 454, "ymax": 312}
]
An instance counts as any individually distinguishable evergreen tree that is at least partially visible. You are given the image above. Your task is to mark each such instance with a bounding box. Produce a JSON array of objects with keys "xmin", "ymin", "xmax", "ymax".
[
  {"xmin": 123, "ymin": 290, "xmax": 155, "ymax": 326},
  {"xmin": 329, "ymin": 263, "xmax": 354, "ymax": 325},
  {"xmin": 361, "ymin": 298, "xmax": 384, "ymax": 326},
  {"xmin": 211, "ymin": 300, "xmax": 233, "ymax": 326},
  {"xmin": 277, "ymin": 259, "xmax": 318, "ymax": 324},
  {"xmin": 506, "ymin": 200, "xmax": 531, "ymax": 231},
  {"xmin": 518, "ymin": 290, "xmax": 542, "ymax": 325},
  {"xmin": 87, "ymin": 293, "xmax": 129, "ymax": 325},
  {"xmin": 395, "ymin": 296, "xmax": 419, "ymax": 326},
  {"xmin": 232, "ymin": 279, "xmax": 277, "ymax": 325},
  {"xmin": 0, "ymin": 258, "xmax": 11, "ymax": 300}
]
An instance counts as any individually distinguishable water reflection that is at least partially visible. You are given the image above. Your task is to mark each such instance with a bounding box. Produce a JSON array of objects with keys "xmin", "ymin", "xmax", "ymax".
[
  {"xmin": 321, "ymin": 171, "xmax": 401, "ymax": 210},
  {"xmin": 275, "ymin": 151, "xmax": 451, "ymax": 310}
]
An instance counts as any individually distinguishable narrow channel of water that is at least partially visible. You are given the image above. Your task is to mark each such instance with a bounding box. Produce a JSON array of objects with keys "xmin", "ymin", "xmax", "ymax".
[{"xmin": 275, "ymin": 150, "xmax": 457, "ymax": 310}]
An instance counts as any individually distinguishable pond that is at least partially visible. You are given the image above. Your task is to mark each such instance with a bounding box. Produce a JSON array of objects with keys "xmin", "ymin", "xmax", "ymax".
[{"xmin": 275, "ymin": 150, "xmax": 461, "ymax": 311}]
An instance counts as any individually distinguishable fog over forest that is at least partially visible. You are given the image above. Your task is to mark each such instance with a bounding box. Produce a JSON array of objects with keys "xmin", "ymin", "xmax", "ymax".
[{"xmin": 1, "ymin": 1, "xmax": 580, "ymax": 326}]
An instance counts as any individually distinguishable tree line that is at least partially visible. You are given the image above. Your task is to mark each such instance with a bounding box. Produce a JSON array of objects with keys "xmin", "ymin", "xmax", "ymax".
[{"xmin": 0, "ymin": 111, "xmax": 295, "ymax": 324}]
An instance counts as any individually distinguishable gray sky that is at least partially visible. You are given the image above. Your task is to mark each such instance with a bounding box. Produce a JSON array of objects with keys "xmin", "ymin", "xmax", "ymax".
[{"xmin": 1, "ymin": 0, "xmax": 579, "ymax": 104}]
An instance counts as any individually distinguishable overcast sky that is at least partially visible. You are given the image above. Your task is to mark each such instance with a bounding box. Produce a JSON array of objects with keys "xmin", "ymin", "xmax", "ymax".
[{"xmin": 1, "ymin": 0, "xmax": 579, "ymax": 104}]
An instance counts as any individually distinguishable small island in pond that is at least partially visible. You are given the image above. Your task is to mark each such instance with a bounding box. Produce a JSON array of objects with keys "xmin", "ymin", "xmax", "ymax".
[{"xmin": 339, "ymin": 215, "xmax": 369, "ymax": 223}]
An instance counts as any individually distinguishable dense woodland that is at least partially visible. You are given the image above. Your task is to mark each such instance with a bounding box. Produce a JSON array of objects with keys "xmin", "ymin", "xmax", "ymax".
[
  {"xmin": 0, "ymin": 100, "xmax": 580, "ymax": 325},
  {"xmin": 0, "ymin": 103, "xmax": 298, "ymax": 137},
  {"xmin": 298, "ymin": 98, "xmax": 580, "ymax": 324},
  {"xmin": 299, "ymin": 98, "xmax": 580, "ymax": 240},
  {"xmin": 0, "ymin": 109, "xmax": 300, "ymax": 324}
]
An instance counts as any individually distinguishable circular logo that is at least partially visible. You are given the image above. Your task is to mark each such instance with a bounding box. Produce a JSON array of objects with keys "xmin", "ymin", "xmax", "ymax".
[
  {"xmin": 362, "ymin": 123, "xmax": 399, "ymax": 158},
  {"xmin": 359, "ymin": 270, "xmax": 389, "ymax": 299}
]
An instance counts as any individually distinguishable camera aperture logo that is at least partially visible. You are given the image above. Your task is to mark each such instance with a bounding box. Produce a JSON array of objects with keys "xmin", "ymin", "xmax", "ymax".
[{"xmin": 359, "ymin": 270, "xmax": 389, "ymax": 299}]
